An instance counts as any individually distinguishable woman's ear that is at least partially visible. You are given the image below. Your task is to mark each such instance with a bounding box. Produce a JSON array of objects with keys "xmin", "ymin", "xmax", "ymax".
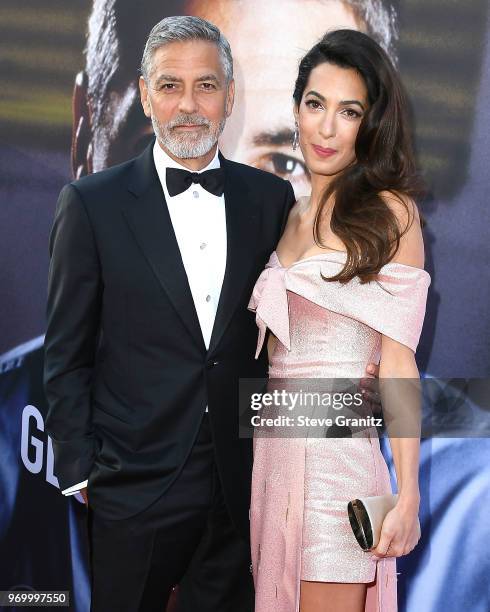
[
  {"xmin": 72, "ymin": 71, "xmax": 93, "ymax": 178},
  {"xmin": 294, "ymin": 101, "xmax": 300, "ymax": 120}
]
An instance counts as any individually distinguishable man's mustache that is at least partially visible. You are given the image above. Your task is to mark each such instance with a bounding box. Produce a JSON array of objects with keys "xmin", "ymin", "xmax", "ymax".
[{"xmin": 168, "ymin": 115, "xmax": 210, "ymax": 129}]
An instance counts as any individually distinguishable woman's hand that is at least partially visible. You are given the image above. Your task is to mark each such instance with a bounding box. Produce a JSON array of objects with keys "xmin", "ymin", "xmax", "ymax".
[{"xmin": 370, "ymin": 498, "xmax": 421, "ymax": 560}]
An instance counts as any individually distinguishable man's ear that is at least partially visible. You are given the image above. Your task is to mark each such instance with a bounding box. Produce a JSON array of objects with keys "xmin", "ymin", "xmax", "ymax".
[
  {"xmin": 225, "ymin": 78, "xmax": 235, "ymax": 117},
  {"xmin": 72, "ymin": 71, "xmax": 93, "ymax": 178},
  {"xmin": 139, "ymin": 76, "xmax": 152, "ymax": 118}
]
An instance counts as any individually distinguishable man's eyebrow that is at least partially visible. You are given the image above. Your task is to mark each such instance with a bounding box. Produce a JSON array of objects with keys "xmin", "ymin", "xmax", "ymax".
[
  {"xmin": 154, "ymin": 74, "xmax": 182, "ymax": 85},
  {"xmin": 305, "ymin": 90, "xmax": 365, "ymax": 110},
  {"xmin": 153, "ymin": 74, "xmax": 221, "ymax": 85},
  {"xmin": 196, "ymin": 74, "xmax": 220, "ymax": 83},
  {"xmin": 252, "ymin": 128, "xmax": 295, "ymax": 147}
]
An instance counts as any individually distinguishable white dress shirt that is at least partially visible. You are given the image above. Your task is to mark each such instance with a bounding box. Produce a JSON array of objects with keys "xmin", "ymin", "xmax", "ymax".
[
  {"xmin": 154, "ymin": 141, "xmax": 227, "ymax": 349},
  {"xmin": 62, "ymin": 141, "xmax": 227, "ymax": 496}
]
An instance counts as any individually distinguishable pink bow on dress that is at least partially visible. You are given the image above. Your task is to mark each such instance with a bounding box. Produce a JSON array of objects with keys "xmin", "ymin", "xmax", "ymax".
[{"xmin": 248, "ymin": 263, "xmax": 291, "ymax": 358}]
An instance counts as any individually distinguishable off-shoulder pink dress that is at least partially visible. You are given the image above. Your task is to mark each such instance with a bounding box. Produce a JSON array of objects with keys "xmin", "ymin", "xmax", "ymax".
[{"xmin": 247, "ymin": 250, "xmax": 430, "ymax": 612}]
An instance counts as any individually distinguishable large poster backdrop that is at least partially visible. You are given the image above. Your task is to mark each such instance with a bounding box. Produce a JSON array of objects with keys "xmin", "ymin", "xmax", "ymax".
[{"xmin": 1, "ymin": 1, "xmax": 489, "ymax": 611}]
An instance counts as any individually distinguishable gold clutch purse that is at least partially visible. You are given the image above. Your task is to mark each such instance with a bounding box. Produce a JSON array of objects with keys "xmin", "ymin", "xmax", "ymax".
[{"xmin": 347, "ymin": 494, "xmax": 421, "ymax": 551}]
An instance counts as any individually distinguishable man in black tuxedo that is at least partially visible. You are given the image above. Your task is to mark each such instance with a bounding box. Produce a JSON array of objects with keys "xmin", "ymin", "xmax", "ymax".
[{"xmin": 44, "ymin": 15, "xmax": 295, "ymax": 612}]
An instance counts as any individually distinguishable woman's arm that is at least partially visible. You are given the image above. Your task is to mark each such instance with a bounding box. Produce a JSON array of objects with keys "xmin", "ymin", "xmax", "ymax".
[
  {"xmin": 371, "ymin": 192, "xmax": 426, "ymax": 559},
  {"xmin": 379, "ymin": 339, "xmax": 421, "ymax": 504},
  {"xmin": 372, "ymin": 337, "xmax": 422, "ymax": 559}
]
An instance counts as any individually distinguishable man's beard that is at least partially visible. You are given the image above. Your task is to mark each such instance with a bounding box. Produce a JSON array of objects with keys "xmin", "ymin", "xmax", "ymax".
[{"xmin": 151, "ymin": 111, "xmax": 226, "ymax": 159}]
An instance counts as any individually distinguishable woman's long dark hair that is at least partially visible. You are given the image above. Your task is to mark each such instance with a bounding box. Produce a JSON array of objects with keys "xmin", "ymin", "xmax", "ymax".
[{"xmin": 293, "ymin": 29, "xmax": 424, "ymax": 283}]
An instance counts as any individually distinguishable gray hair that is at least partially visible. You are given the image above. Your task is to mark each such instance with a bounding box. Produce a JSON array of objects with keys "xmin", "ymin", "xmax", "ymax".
[{"xmin": 140, "ymin": 15, "xmax": 233, "ymax": 83}]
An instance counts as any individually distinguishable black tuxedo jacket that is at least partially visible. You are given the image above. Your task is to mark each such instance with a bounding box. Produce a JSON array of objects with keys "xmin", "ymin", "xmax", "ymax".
[{"xmin": 43, "ymin": 142, "xmax": 295, "ymax": 539}]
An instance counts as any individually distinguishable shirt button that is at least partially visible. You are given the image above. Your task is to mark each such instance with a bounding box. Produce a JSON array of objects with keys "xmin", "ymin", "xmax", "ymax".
[
  {"xmin": 205, "ymin": 295, "xmax": 211, "ymax": 302},
  {"xmin": 200, "ymin": 242, "xmax": 207, "ymax": 250},
  {"xmin": 193, "ymin": 190, "xmax": 199, "ymax": 198}
]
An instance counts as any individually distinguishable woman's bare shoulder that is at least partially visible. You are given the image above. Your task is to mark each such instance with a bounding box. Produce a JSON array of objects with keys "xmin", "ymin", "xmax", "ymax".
[
  {"xmin": 379, "ymin": 190, "xmax": 424, "ymax": 268},
  {"xmin": 378, "ymin": 190, "xmax": 420, "ymax": 229}
]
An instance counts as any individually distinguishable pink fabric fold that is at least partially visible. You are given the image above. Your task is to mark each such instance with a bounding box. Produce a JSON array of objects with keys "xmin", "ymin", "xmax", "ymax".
[
  {"xmin": 248, "ymin": 262, "xmax": 291, "ymax": 358},
  {"xmin": 248, "ymin": 251, "xmax": 431, "ymax": 357}
]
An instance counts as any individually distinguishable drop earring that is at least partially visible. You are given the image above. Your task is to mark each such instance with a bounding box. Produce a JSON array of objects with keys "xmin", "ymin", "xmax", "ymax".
[{"xmin": 292, "ymin": 122, "xmax": 299, "ymax": 151}]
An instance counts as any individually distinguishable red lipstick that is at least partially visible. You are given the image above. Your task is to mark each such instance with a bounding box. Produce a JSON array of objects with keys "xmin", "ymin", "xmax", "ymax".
[{"xmin": 312, "ymin": 144, "xmax": 337, "ymax": 158}]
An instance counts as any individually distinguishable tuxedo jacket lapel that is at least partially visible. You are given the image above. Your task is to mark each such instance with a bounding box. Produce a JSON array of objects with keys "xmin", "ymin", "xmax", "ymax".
[
  {"xmin": 122, "ymin": 143, "xmax": 206, "ymax": 353},
  {"xmin": 208, "ymin": 153, "xmax": 261, "ymax": 353}
]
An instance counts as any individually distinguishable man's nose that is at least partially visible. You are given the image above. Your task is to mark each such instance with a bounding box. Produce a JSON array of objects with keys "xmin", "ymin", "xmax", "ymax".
[{"xmin": 178, "ymin": 88, "xmax": 199, "ymax": 114}]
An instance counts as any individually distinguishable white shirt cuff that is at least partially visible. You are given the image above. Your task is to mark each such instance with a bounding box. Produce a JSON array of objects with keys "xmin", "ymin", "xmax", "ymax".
[{"xmin": 62, "ymin": 480, "xmax": 88, "ymax": 496}]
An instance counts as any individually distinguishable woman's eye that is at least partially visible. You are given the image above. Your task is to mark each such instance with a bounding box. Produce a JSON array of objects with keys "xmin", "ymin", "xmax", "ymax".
[
  {"xmin": 305, "ymin": 99, "xmax": 321, "ymax": 109},
  {"xmin": 342, "ymin": 108, "xmax": 361, "ymax": 119}
]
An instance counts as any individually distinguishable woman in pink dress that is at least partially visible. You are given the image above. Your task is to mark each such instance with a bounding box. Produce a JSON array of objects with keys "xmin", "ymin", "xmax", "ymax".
[{"xmin": 248, "ymin": 30, "xmax": 430, "ymax": 612}]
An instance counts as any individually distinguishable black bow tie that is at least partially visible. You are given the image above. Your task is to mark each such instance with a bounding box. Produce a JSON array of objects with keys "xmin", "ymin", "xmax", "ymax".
[{"xmin": 166, "ymin": 167, "xmax": 225, "ymax": 197}]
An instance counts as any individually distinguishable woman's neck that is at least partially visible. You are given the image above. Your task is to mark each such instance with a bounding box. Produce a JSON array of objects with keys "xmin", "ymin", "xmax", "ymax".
[{"xmin": 306, "ymin": 172, "xmax": 336, "ymax": 216}]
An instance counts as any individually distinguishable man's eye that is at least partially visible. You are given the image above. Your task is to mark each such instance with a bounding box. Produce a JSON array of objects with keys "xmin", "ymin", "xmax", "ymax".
[
  {"xmin": 200, "ymin": 82, "xmax": 216, "ymax": 90},
  {"xmin": 158, "ymin": 83, "xmax": 175, "ymax": 91}
]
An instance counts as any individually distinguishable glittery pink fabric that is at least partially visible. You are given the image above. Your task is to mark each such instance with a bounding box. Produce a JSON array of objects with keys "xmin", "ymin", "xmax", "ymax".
[{"xmin": 247, "ymin": 251, "xmax": 430, "ymax": 612}]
